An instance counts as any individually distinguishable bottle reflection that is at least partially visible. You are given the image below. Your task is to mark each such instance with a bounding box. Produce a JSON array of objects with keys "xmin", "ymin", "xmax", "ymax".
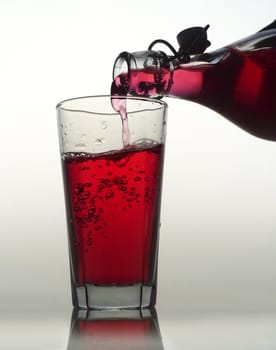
[{"xmin": 67, "ymin": 307, "xmax": 164, "ymax": 350}]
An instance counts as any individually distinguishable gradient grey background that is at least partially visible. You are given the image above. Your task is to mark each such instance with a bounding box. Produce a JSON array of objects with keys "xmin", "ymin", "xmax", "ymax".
[{"xmin": 1, "ymin": 1, "xmax": 276, "ymax": 349}]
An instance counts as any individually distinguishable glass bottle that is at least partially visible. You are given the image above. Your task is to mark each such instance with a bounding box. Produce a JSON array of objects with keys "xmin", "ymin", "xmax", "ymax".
[{"xmin": 112, "ymin": 21, "xmax": 276, "ymax": 141}]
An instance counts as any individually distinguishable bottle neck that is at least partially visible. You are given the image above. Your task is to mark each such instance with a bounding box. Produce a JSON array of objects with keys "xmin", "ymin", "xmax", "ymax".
[
  {"xmin": 111, "ymin": 48, "xmax": 227, "ymax": 99},
  {"xmin": 112, "ymin": 50, "xmax": 174, "ymax": 98}
]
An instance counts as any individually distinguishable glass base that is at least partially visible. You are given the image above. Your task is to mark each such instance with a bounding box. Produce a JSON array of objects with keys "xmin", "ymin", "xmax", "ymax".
[
  {"xmin": 74, "ymin": 307, "xmax": 154, "ymax": 320},
  {"xmin": 73, "ymin": 283, "xmax": 155, "ymax": 309}
]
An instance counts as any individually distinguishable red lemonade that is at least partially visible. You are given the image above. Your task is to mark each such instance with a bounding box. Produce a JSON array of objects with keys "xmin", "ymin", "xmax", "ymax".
[{"xmin": 62, "ymin": 143, "xmax": 164, "ymax": 286}]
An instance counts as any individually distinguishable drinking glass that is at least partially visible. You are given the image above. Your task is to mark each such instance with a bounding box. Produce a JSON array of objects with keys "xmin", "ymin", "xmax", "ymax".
[{"xmin": 57, "ymin": 95, "xmax": 167, "ymax": 309}]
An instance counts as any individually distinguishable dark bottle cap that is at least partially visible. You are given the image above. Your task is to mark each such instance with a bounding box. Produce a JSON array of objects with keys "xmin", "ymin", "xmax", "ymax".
[{"xmin": 177, "ymin": 26, "xmax": 211, "ymax": 56}]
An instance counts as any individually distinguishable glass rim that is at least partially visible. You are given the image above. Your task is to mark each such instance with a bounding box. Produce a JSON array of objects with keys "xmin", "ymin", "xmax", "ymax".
[{"xmin": 56, "ymin": 95, "xmax": 167, "ymax": 114}]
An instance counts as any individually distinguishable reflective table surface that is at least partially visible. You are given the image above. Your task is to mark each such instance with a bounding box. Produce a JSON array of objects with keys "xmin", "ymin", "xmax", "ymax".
[{"xmin": 1, "ymin": 307, "xmax": 276, "ymax": 350}]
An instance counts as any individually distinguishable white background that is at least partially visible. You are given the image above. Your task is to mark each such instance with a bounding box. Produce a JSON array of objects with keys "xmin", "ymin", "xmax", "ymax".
[{"xmin": 1, "ymin": 0, "xmax": 276, "ymax": 318}]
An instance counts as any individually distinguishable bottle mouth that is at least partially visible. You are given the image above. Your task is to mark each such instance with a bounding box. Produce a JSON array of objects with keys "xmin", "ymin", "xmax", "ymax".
[
  {"xmin": 112, "ymin": 51, "xmax": 134, "ymax": 95},
  {"xmin": 113, "ymin": 51, "xmax": 133, "ymax": 79},
  {"xmin": 112, "ymin": 50, "xmax": 174, "ymax": 98}
]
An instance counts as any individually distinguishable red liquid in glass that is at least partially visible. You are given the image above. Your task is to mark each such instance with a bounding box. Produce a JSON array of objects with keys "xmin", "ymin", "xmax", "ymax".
[{"xmin": 62, "ymin": 144, "xmax": 164, "ymax": 286}]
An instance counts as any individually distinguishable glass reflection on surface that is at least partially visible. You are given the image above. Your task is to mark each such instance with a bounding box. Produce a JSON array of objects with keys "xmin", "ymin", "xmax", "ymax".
[{"xmin": 67, "ymin": 307, "xmax": 164, "ymax": 350}]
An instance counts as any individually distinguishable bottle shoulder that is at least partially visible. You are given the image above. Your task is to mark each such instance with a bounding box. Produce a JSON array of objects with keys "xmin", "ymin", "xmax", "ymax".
[
  {"xmin": 178, "ymin": 29, "xmax": 276, "ymax": 68},
  {"xmin": 230, "ymin": 28, "xmax": 276, "ymax": 51}
]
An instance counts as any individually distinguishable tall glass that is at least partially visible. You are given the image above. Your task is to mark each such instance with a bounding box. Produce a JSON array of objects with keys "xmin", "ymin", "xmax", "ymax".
[{"xmin": 57, "ymin": 95, "xmax": 167, "ymax": 309}]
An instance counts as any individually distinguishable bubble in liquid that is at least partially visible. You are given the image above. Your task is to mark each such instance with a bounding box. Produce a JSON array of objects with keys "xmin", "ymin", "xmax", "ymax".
[
  {"xmin": 89, "ymin": 197, "xmax": 96, "ymax": 205},
  {"xmin": 113, "ymin": 176, "xmax": 122, "ymax": 185},
  {"xmin": 92, "ymin": 215, "xmax": 100, "ymax": 224},
  {"xmin": 115, "ymin": 156, "xmax": 129, "ymax": 168},
  {"xmin": 134, "ymin": 176, "xmax": 141, "ymax": 181},
  {"xmin": 118, "ymin": 185, "xmax": 127, "ymax": 193},
  {"xmin": 145, "ymin": 186, "xmax": 150, "ymax": 194},
  {"xmin": 101, "ymin": 178, "xmax": 112, "ymax": 187},
  {"xmin": 97, "ymin": 184, "xmax": 105, "ymax": 193},
  {"xmin": 105, "ymin": 191, "xmax": 114, "ymax": 199},
  {"xmin": 78, "ymin": 191, "xmax": 90, "ymax": 201},
  {"xmin": 88, "ymin": 208, "xmax": 96, "ymax": 216}
]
